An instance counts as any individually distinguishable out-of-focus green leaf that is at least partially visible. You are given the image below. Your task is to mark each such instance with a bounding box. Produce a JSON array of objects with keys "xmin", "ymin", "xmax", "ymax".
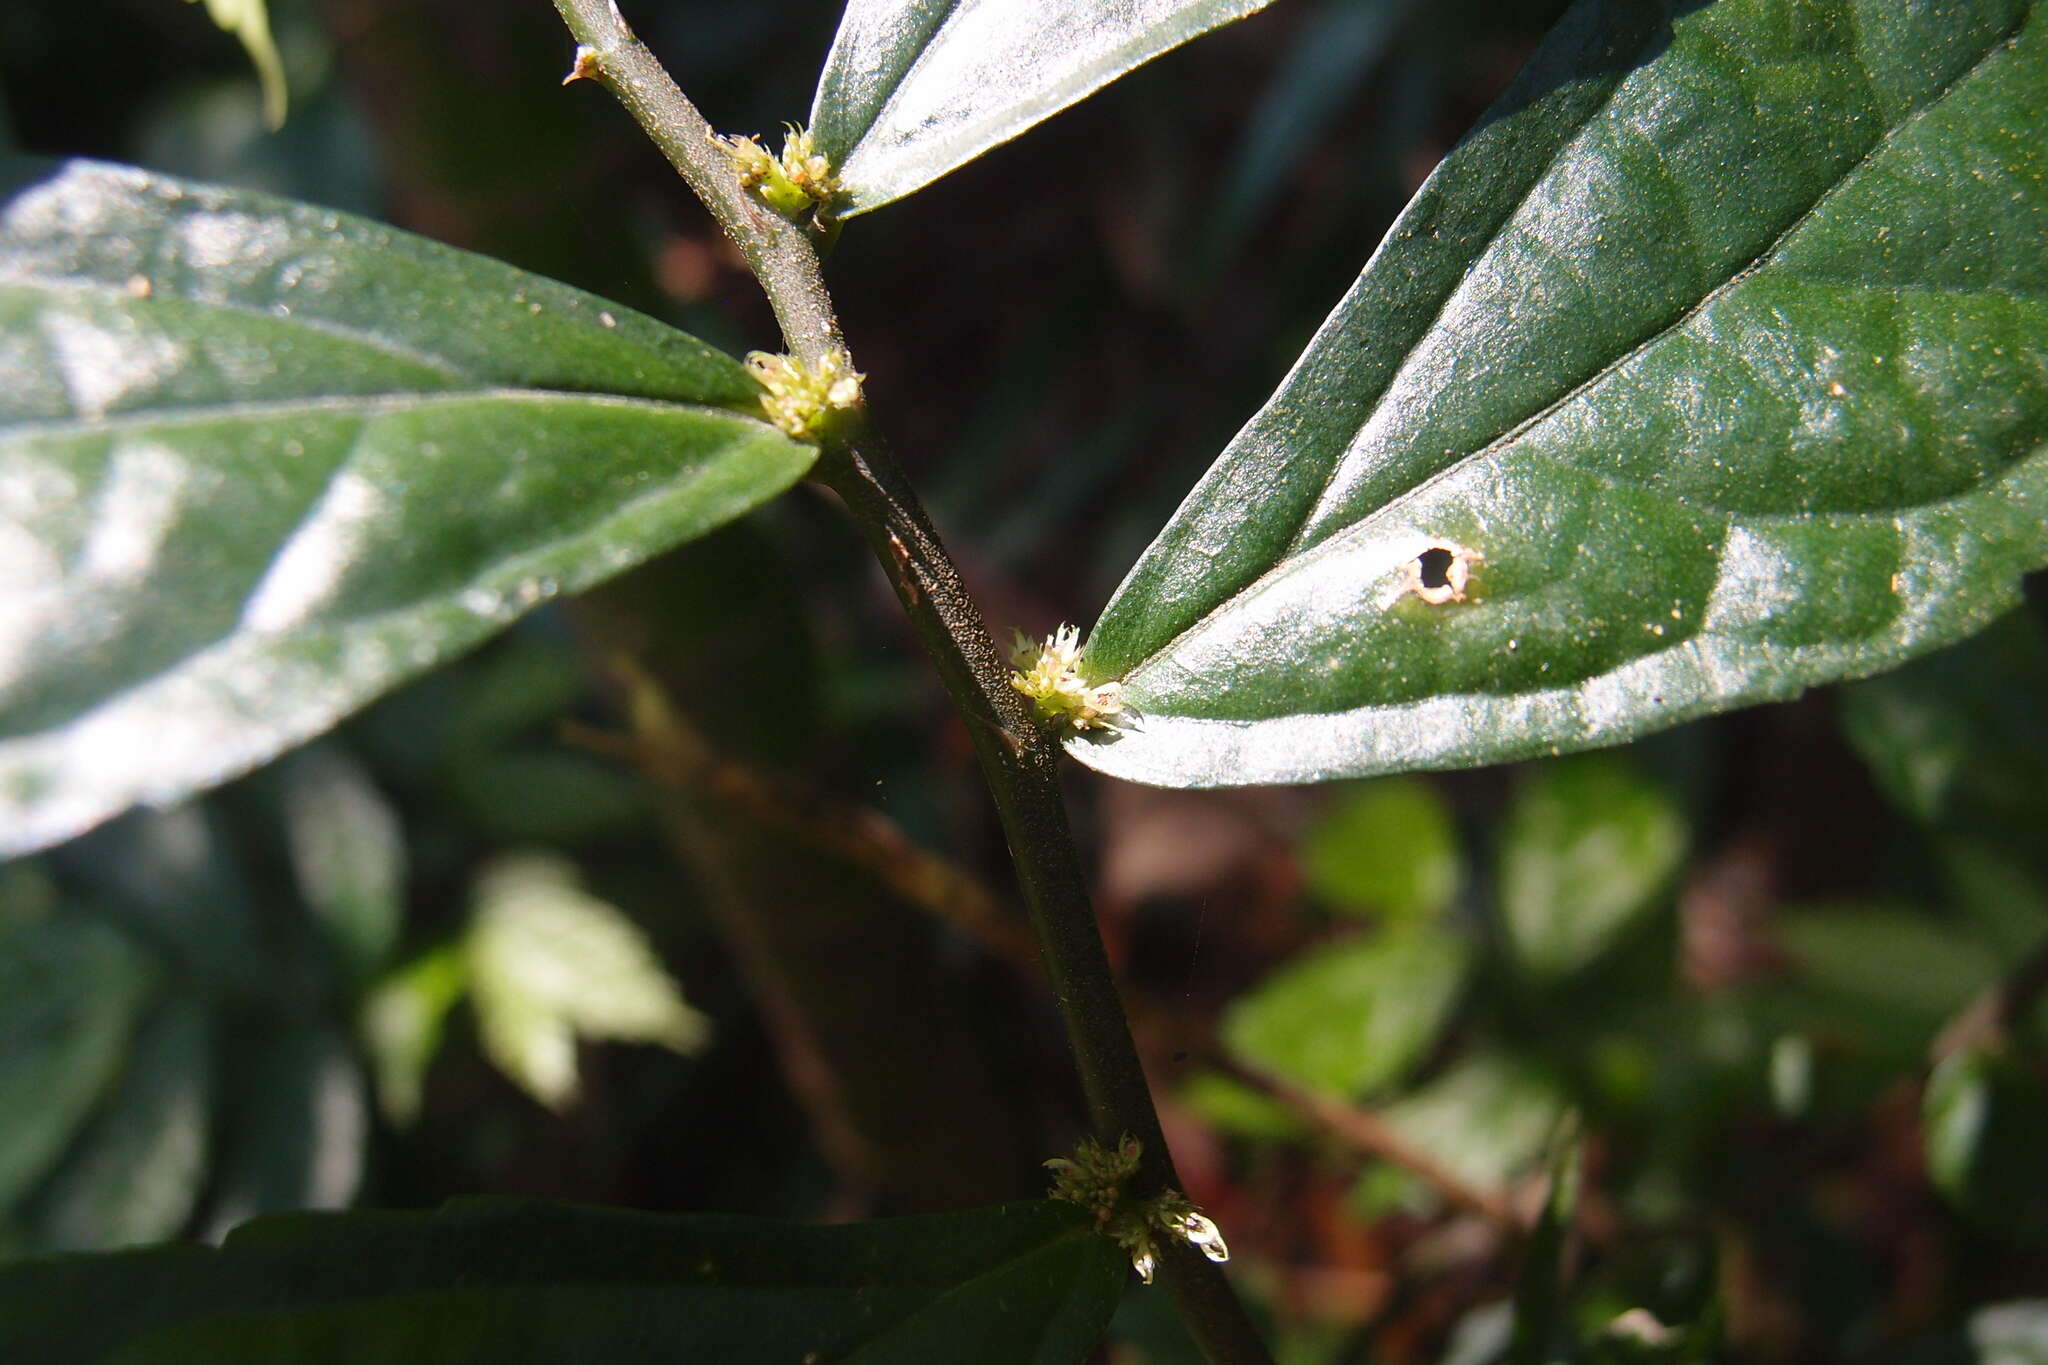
[
  {"xmin": 1840, "ymin": 611, "xmax": 2048, "ymax": 838},
  {"xmin": 1499, "ymin": 754, "xmax": 1687, "ymax": 980},
  {"xmin": 1377, "ymin": 1053, "xmax": 1566, "ymax": 1197},
  {"xmin": 1925, "ymin": 1047, "xmax": 2048, "ymax": 1248},
  {"xmin": 465, "ymin": 853, "xmax": 707, "ymax": 1110},
  {"xmin": 1300, "ymin": 777, "xmax": 1460, "ymax": 922},
  {"xmin": 185, "ymin": 0, "xmax": 288, "ymax": 129},
  {"xmin": 0, "ymin": 157, "xmax": 814, "ymax": 858},
  {"xmin": 1222, "ymin": 921, "xmax": 1466, "ymax": 1097},
  {"xmin": 1177, "ymin": 1070, "xmax": 1307, "ymax": 1142},
  {"xmin": 0, "ymin": 1198, "xmax": 1126, "ymax": 1364},
  {"xmin": 55, "ymin": 804, "xmax": 266, "ymax": 994},
  {"xmin": 1778, "ymin": 905, "xmax": 1999, "ymax": 1042},
  {"xmin": 1076, "ymin": 0, "xmax": 2048, "ymax": 788},
  {"xmin": 280, "ymin": 747, "xmax": 404, "ymax": 985},
  {"xmin": 359, "ymin": 945, "xmax": 467, "ymax": 1128},
  {"xmin": 809, "ymin": 0, "xmax": 1277, "ymax": 215},
  {"xmin": 25, "ymin": 998, "xmax": 213, "ymax": 1253},
  {"xmin": 0, "ymin": 905, "xmax": 155, "ymax": 1212},
  {"xmin": 205, "ymin": 1023, "xmax": 365, "ymax": 1233}
]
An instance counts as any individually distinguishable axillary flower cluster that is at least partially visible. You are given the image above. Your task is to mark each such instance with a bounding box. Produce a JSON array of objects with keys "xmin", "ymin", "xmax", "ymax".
[
  {"xmin": 1046, "ymin": 1135, "xmax": 1228, "ymax": 1284},
  {"xmin": 745, "ymin": 348, "xmax": 863, "ymax": 442},
  {"xmin": 715, "ymin": 124, "xmax": 843, "ymax": 222},
  {"xmin": 1009, "ymin": 624, "xmax": 1127, "ymax": 733}
]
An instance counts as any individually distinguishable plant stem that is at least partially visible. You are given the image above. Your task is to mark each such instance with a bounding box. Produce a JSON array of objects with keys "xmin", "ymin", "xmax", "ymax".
[{"xmin": 551, "ymin": 3, "xmax": 1271, "ymax": 1360}]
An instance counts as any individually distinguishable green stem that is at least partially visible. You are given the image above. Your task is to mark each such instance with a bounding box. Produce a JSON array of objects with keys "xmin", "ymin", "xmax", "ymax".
[{"xmin": 551, "ymin": 3, "xmax": 1271, "ymax": 1361}]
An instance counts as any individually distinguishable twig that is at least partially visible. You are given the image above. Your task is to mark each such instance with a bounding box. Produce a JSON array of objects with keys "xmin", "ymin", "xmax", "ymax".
[
  {"xmin": 1230, "ymin": 1062, "xmax": 1517, "ymax": 1228},
  {"xmin": 563, "ymin": 660, "xmax": 1041, "ymax": 973},
  {"xmin": 550, "ymin": 4, "xmax": 1271, "ymax": 1359},
  {"xmin": 1931, "ymin": 932, "xmax": 2048, "ymax": 1063}
]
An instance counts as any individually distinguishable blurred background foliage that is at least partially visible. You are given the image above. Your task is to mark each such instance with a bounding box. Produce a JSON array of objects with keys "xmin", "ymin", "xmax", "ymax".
[{"xmin": 3, "ymin": 1, "xmax": 2046, "ymax": 1360}]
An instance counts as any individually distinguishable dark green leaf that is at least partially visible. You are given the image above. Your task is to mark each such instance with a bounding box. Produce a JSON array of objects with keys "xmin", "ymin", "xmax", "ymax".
[
  {"xmin": 0, "ymin": 158, "xmax": 813, "ymax": 856},
  {"xmin": 1924, "ymin": 1046, "xmax": 2048, "ymax": 1247},
  {"xmin": 24, "ymin": 998, "xmax": 214, "ymax": 1253},
  {"xmin": 1221, "ymin": 920, "xmax": 1466, "ymax": 1097},
  {"xmin": 1498, "ymin": 754, "xmax": 1687, "ymax": 979},
  {"xmin": 203, "ymin": 1023, "xmax": 365, "ymax": 1233},
  {"xmin": 1076, "ymin": 0, "xmax": 2048, "ymax": 788},
  {"xmin": 1299, "ymin": 777, "xmax": 1461, "ymax": 922},
  {"xmin": 809, "ymin": 0, "xmax": 1277, "ymax": 215},
  {"xmin": 0, "ymin": 1198, "xmax": 1126, "ymax": 1364},
  {"xmin": 1778, "ymin": 904, "xmax": 1999, "ymax": 1039},
  {"xmin": 278, "ymin": 747, "xmax": 404, "ymax": 985},
  {"xmin": 0, "ymin": 905, "xmax": 155, "ymax": 1212}
]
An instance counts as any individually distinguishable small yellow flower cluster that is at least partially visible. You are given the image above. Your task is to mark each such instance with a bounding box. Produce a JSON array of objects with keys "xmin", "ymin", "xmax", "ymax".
[
  {"xmin": 745, "ymin": 347, "xmax": 863, "ymax": 442},
  {"xmin": 1009, "ymin": 624, "xmax": 1125, "ymax": 732},
  {"xmin": 715, "ymin": 124, "xmax": 843, "ymax": 220},
  {"xmin": 1045, "ymin": 1135, "xmax": 1229, "ymax": 1284}
]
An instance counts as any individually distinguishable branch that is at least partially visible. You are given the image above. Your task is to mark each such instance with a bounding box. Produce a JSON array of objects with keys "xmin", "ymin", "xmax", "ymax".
[
  {"xmin": 1230, "ymin": 1062, "xmax": 1517, "ymax": 1228},
  {"xmin": 550, "ymin": 4, "xmax": 1271, "ymax": 1360},
  {"xmin": 550, "ymin": 0, "xmax": 837, "ymax": 364},
  {"xmin": 565, "ymin": 659, "xmax": 1041, "ymax": 974},
  {"xmin": 1931, "ymin": 932, "xmax": 2048, "ymax": 1063}
]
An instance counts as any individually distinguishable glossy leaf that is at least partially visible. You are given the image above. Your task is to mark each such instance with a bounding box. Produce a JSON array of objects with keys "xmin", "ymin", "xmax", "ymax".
[
  {"xmin": 0, "ymin": 158, "xmax": 814, "ymax": 857},
  {"xmin": 809, "ymin": 0, "xmax": 1277, "ymax": 215},
  {"xmin": 0, "ymin": 1198, "xmax": 1126, "ymax": 1364},
  {"xmin": 1222, "ymin": 920, "xmax": 1466, "ymax": 1097},
  {"xmin": 1075, "ymin": 0, "xmax": 2048, "ymax": 788},
  {"xmin": 1498, "ymin": 754, "xmax": 1687, "ymax": 979}
]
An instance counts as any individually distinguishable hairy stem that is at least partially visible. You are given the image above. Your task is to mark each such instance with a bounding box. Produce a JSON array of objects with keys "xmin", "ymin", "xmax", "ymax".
[{"xmin": 551, "ymin": 3, "xmax": 1270, "ymax": 1361}]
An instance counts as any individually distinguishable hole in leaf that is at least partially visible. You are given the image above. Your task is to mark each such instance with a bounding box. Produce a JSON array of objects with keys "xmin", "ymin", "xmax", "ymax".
[{"xmin": 1400, "ymin": 541, "xmax": 1479, "ymax": 606}]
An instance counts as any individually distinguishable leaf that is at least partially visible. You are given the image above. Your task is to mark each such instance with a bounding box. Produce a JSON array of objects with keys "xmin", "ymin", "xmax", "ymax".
[
  {"xmin": 809, "ymin": 0, "xmax": 1278, "ymax": 216},
  {"xmin": 1221, "ymin": 920, "xmax": 1466, "ymax": 1097},
  {"xmin": 1375, "ymin": 1053, "xmax": 1566, "ymax": 1196},
  {"xmin": 1299, "ymin": 777, "xmax": 1461, "ymax": 922},
  {"xmin": 204, "ymin": 1023, "xmax": 366, "ymax": 1232},
  {"xmin": 279, "ymin": 747, "xmax": 405, "ymax": 985},
  {"xmin": 465, "ymin": 853, "xmax": 708, "ymax": 1110},
  {"xmin": 1074, "ymin": 0, "xmax": 2048, "ymax": 789},
  {"xmin": 0, "ymin": 158, "xmax": 814, "ymax": 857},
  {"xmin": 24, "ymin": 998, "xmax": 214, "ymax": 1253},
  {"xmin": 0, "ymin": 903, "xmax": 156, "ymax": 1213},
  {"xmin": 359, "ymin": 945, "xmax": 467, "ymax": 1127},
  {"xmin": 1924, "ymin": 1046, "xmax": 2048, "ymax": 1247},
  {"xmin": 0, "ymin": 1198, "xmax": 1126, "ymax": 1364},
  {"xmin": 1838, "ymin": 610, "xmax": 2048, "ymax": 870},
  {"xmin": 1777, "ymin": 904, "xmax": 2000, "ymax": 1036},
  {"xmin": 1498, "ymin": 754, "xmax": 1687, "ymax": 979}
]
